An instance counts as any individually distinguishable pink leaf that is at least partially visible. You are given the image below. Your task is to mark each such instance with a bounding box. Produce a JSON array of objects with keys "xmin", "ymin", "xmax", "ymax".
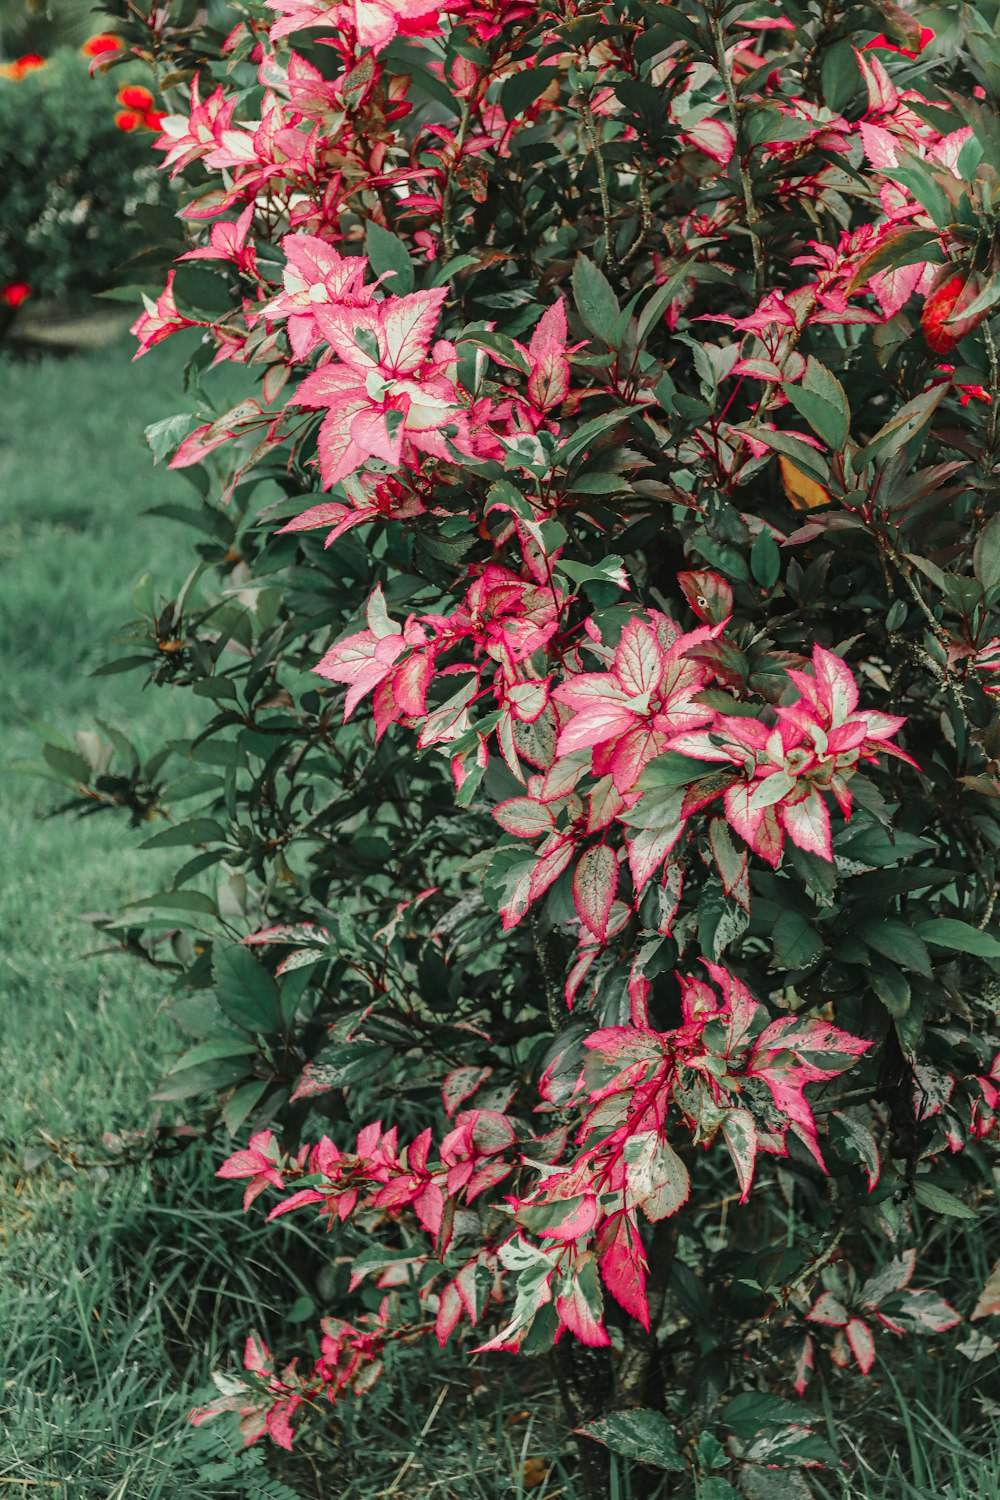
[
  {"xmin": 721, "ymin": 1108, "xmax": 757, "ymax": 1202},
  {"xmin": 555, "ymin": 1256, "xmax": 610, "ymax": 1347},
  {"xmin": 794, "ymin": 1334, "xmax": 815, "ymax": 1396},
  {"xmin": 556, "ymin": 700, "xmax": 637, "ymax": 756},
  {"xmin": 573, "ymin": 843, "xmax": 618, "ymax": 941},
  {"xmin": 265, "ymin": 1397, "xmax": 300, "ymax": 1451},
  {"xmin": 536, "ymin": 1193, "xmax": 600, "ymax": 1243},
  {"xmin": 623, "ymin": 1131, "xmax": 690, "ymax": 1221},
  {"xmin": 807, "ymin": 1291, "xmax": 848, "ymax": 1327},
  {"xmin": 493, "ymin": 797, "xmax": 556, "ymax": 838},
  {"xmin": 614, "ymin": 618, "xmax": 663, "ymax": 697},
  {"xmin": 779, "ymin": 785, "xmax": 833, "ymax": 861},
  {"xmin": 597, "ymin": 1211, "xmax": 649, "ymax": 1327},
  {"xmin": 846, "ymin": 1317, "xmax": 876, "ymax": 1375},
  {"xmin": 972, "ymin": 1259, "xmax": 1000, "ymax": 1321},
  {"xmin": 266, "ymin": 1187, "xmax": 325, "ymax": 1220},
  {"xmin": 678, "ymin": 570, "xmax": 734, "ymax": 625},
  {"xmin": 527, "ymin": 297, "xmax": 571, "ymax": 410}
]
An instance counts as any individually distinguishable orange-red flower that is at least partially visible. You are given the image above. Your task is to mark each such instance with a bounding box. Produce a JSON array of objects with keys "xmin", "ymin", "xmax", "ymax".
[
  {"xmin": 117, "ymin": 83, "xmax": 154, "ymax": 110},
  {"xmin": 115, "ymin": 108, "xmax": 142, "ymax": 132},
  {"xmin": 2, "ymin": 53, "xmax": 46, "ymax": 80},
  {"xmin": 1, "ymin": 282, "xmax": 31, "ymax": 309},
  {"xmin": 142, "ymin": 109, "xmax": 165, "ymax": 131},
  {"xmin": 82, "ymin": 32, "xmax": 122, "ymax": 57}
]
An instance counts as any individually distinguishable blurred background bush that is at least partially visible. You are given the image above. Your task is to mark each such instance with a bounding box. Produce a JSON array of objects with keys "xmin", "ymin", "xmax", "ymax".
[{"xmin": 0, "ymin": 1, "xmax": 169, "ymax": 341}]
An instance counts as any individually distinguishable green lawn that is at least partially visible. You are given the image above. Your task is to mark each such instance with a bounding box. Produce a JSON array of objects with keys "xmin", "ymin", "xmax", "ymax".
[
  {"xmin": 1, "ymin": 339, "xmax": 998, "ymax": 1500},
  {"xmin": 0, "ymin": 340, "xmax": 299, "ymax": 1499},
  {"xmin": 0, "ymin": 339, "xmax": 189, "ymax": 1143}
]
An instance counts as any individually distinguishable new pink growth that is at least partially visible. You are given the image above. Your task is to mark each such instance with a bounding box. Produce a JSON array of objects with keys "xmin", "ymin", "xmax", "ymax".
[
  {"xmin": 293, "ymin": 286, "xmax": 489, "ymax": 486},
  {"xmin": 553, "ymin": 613, "xmax": 721, "ymax": 794},
  {"xmin": 669, "ymin": 644, "xmax": 915, "ymax": 865},
  {"xmin": 266, "ymin": 0, "xmax": 443, "ymax": 51},
  {"xmin": 130, "ymin": 272, "xmax": 199, "ymax": 360},
  {"xmin": 216, "ymin": 1130, "xmax": 286, "ymax": 1211}
]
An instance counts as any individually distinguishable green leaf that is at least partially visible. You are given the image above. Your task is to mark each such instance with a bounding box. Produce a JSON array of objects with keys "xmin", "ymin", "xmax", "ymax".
[
  {"xmin": 146, "ymin": 413, "xmax": 196, "ymax": 465},
  {"xmin": 169, "ymin": 1037, "xmax": 259, "ymax": 1071},
  {"xmin": 915, "ymin": 918, "xmax": 1000, "ymax": 961},
  {"xmin": 639, "ymin": 751, "xmax": 720, "ymax": 788},
  {"xmin": 41, "ymin": 743, "xmax": 93, "ymax": 784},
  {"xmin": 868, "ymin": 955, "xmax": 911, "ymax": 1017},
  {"xmin": 698, "ymin": 1483, "xmax": 741, "ymax": 1500},
  {"xmin": 781, "ymin": 384, "xmax": 848, "ymax": 452},
  {"xmin": 141, "ymin": 817, "xmax": 227, "ymax": 850},
  {"xmin": 223, "ymin": 1079, "xmax": 270, "ymax": 1134},
  {"xmin": 723, "ymin": 1392, "xmax": 818, "ymax": 1439},
  {"xmin": 772, "ymin": 910, "xmax": 823, "ymax": 969},
  {"xmin": 580, "ymin": 1410, "xmax": 685, "ymax": 1471},
  {"xmin": 853, "ymin": 383, "xmax": 947, "ymax": 471},
  {"xmin": 172, "ymin": 264, "xmax": 233, "ymax": 314},
  {"xmin": 698, "ymin": 883, "xmax": 749, "ymax": 960},
  {"xmin": 558, "ymin": 407, "xmax": 634, "ymax": 466},
  {"xmin": 364, "ymin": 220, "xmax": 414, "ymax": 294},
  {"xmin": 500, "ymin": 65, "xmax": 561, "ymax": 119},
  {"xmin": 750, "ymin": 527, "xmax": 781, "ymax": 591},
  {"xmin": 213, "ymin": 945, "xmax": 283, "ymax": 1033},
  {"xmin": 838, "ymin": 823, "xmax": 931, "ymax": 867},
  {"xmin": 634, "ymin": 256, "xmax": 697, "ymax": 345},
  {"xmin": 846, "ymin": 226, "xmax": 938, "ymax": 290},
  {"xmin": 153, "ymin": 1057, "xmax": 251, "ymax": 1100},
  {"xmin": 884, "ymin": 164, "xmax": 952, "ymax": 229},
  {"xmin": 914, "ymin": 1181, "xmax": 978, "ymax": 1219},
  {"xmin": 572, "ymin": 255, "xmax": 620, "ymax": 341},
  {"xmin": 124, "ymin": 889, "xmax": 219, "ymax": 916},
  {"xmin": 555, "ymin": 556, "xmax": 628, "ymax": 591},
  {"xmin": 857, "ymin": 919, "xmax": 933, "ymax": 977},
  {"xmin": 566, "ymin": 470, "xmax": 632, "ymax": 494},
  {"xmin": 974, "ymin": 512, "xmax": 1000, "ymax": 591},
  {"xmin": 741, "ymin": 425, "xmax": 831, "ymax": 484},
  {"xmin": 463, "ymin": 330, "xmax": 530, "ymax": 375}
]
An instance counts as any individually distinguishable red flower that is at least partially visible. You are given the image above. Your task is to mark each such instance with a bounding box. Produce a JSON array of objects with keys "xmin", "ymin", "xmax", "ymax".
[
  {"xmin": 2, "ymin": 53, "xmax": 46, "ymax": 80},
  {"xmin": 115, "ymin": 109, "xmax": 142, "ymax": 132},
  {"xmin": 82, "ymin": 33, "xmax": 121, "ymax": 57},
  {"xmin": 863, "ymin": 25, "xmax": 934, "ymax": 59},
  {"xmin": 1, "ymin": 282, "xmax": 31, "ymax": 309},
  {"xmin": 142, "ymin": 109, "xmax": 165, "ymax": 131},
  {"xmin": 117, "ymin": 84, "xmax": 154, "ymax": 110}
]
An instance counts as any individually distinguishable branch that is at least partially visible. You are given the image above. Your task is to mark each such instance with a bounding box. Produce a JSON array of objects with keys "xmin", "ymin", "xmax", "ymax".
[{"xmin": 710, "ymin": 10, "xmax": 765, "ymax": 293}]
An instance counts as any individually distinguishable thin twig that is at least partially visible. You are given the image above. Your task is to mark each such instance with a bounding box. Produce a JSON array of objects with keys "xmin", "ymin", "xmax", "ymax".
[
  {"xmin": 710, "ymin": 10, "xmax": 764, "ymax": 292},
  {"xmin": 580, "ymin": 95, "xmax": 617, "ymax": 272}
]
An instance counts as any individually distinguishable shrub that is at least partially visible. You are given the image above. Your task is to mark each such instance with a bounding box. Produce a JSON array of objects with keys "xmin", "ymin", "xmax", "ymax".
[
  {"xmin": 0, "ymin": 44, "xmax": 166, "ymax": 318},
  {"xmin": 46, "ymin": 0, "xmax": 1000, "ymax": 1489}
]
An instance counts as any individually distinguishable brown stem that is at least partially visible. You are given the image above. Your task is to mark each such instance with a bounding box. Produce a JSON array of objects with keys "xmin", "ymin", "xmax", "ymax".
[
  {"xmin": 554, "ymin": 1343, "xmax": 613, "ymax": 1500},
  {"xmin": 532, "ymin": 913, "xmax": 569, "ymax": 1034},
  {"xmin": 580, "ymin": 94, "xmax": 617, "ymax": 273}
]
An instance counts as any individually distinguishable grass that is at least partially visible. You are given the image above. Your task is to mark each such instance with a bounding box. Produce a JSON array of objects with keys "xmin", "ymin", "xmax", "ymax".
[
  {"xmin": 1, "ymin": 338, "xmax": 999, "ymax": 1499},
  {"xmin": 0, "ymin": 337, "xmax": 311, "ymax": 1498}
]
